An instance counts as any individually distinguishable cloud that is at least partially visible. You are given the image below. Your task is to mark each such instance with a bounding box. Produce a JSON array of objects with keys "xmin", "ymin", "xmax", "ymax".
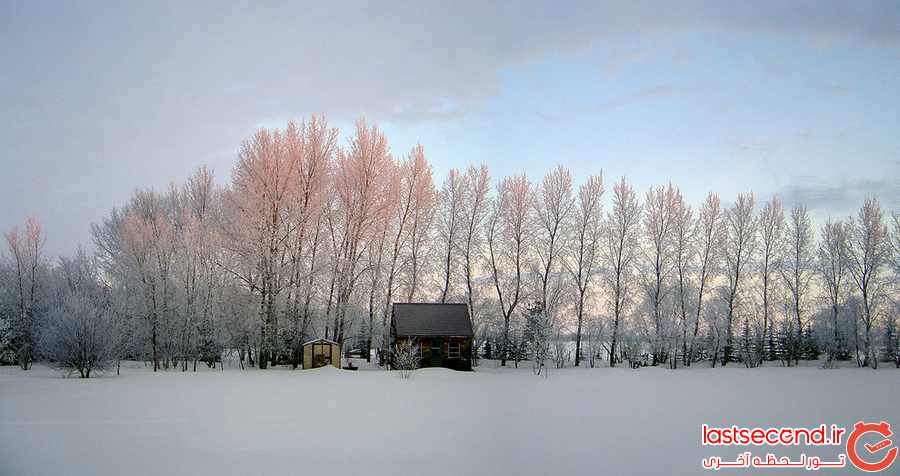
[
  {"xmin": 2, "ymin": 1, "xmax": 900, "ymax": 255},
  {"xmin": 3, "ymin": 1, "xmax": 899, "ymax": 123},
  {"xmin": 779, "ymin": 171, "xmax": 900, "ymax": 218}
]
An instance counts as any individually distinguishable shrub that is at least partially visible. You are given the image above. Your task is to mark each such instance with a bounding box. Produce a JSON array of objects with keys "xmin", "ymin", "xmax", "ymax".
[
  {"xmin": 393, "ymin": 339, "xmax": 420, "ymax": 379},
  {"xmin": 40, "ymin": 294, "xmax": 116, "ymax": 378}
]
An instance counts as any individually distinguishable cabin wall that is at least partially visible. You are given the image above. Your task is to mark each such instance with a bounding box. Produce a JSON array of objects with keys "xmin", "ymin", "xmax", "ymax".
[{"xmin": 393, "ymin": 335, "xmax": 473, "ymax": 371}]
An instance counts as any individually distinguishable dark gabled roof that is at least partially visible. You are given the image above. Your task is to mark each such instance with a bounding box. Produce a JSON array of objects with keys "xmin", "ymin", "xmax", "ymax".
[{"xmin": 392, "ymin": 303, "xmax": 474, "ymax": 337}]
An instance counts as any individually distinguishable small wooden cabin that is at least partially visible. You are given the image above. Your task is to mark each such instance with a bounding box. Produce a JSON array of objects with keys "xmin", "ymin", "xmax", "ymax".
[
  {"xmin": 302, "ymin": 338, "xmax": 341, "ymax": 369},
  {"xmin": 391, "ymin": 303, "xmax": 474, "ymax": 371}
]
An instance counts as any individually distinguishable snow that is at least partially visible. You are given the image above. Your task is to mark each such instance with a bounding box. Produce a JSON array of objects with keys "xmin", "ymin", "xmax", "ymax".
[{"xmin": 1, "ymin": 362, "xmax": 897, "ymax": 476}]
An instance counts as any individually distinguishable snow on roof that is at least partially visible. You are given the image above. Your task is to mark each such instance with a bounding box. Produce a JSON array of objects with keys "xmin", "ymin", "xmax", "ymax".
[
  {"xmin": 392, "ymin": 303, "xmax": 474, "ymax": 337},
  {"xmin": 302, "ymin": 338, "xmax": 339, "ymax": 346}
]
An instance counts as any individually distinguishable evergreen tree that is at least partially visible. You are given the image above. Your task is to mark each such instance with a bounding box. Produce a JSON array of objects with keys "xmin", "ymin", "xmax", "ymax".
[
  {"xmin": 801, "ymin": 325, "xmax": 820, "ymax": 361},
  {"xmin": 738, "ymin": 318, "xmax": 757, "ymax": 367},
  {"xmin": 881, "ymin": 317, "xmax": 899, "ymax": 367},
  {"xmin": 765, "ymin": 325, "xmax": 779, "ymax": 362}
]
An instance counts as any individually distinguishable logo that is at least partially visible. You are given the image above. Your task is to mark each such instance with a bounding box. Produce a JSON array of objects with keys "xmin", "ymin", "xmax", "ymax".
[
  {"xmin": 700, "ymin": 421, "xmax": 896, "ymax": 472},
  {"xmin": 845, "ymin": 421, "xmax": 897, "ymax": 473}
]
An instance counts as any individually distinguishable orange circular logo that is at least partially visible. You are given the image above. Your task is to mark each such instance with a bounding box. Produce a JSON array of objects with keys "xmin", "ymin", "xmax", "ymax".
[{"xmin": 846, "ymin": 421, "xmax": 897, "ymax": 472}]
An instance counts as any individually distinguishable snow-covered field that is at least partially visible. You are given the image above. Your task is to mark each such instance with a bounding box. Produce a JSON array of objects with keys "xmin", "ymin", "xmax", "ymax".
[{"xmin": 1, "ymin": 362, "xmax": 897, "ymax": 476}]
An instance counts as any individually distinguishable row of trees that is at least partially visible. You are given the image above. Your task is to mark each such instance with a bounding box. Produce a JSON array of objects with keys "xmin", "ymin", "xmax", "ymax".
[{"xmin": 1, "ymin": 115, "xmax": 898, "ymax": 376}]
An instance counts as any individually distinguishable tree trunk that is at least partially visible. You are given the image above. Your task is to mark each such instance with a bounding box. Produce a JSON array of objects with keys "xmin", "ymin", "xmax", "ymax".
[
  {"xmin": 500, "ymin": 315, "xmax": 510, "ymax": 367},
  {"xmin": 574, "ymin": 294, "xmax": 584, "ymax": 367}
]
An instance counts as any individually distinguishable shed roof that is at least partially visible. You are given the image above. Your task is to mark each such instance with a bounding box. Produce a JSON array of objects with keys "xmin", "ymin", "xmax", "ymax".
[
  {"xmin": 302, "ymin": 338, "xmax": 339, "ymax": 346},
  {"xmin": 392, "ymin": 303, "xmax": 474, "ymax": 337}
]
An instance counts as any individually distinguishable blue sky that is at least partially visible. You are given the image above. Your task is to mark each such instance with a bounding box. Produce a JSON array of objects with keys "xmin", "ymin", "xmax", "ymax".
[
  {"xmin": 1, "ymin": 1, "xmax": 899, "ymax": 256},
  {"xmin": 383, "ymin": 31, "xmax": 900, "ymax": 208}
]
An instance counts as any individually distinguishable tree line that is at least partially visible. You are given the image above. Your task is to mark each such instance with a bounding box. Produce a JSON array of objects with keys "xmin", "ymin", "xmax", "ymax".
[{"xmin": 1, "ymin": 115, "xmax": 898, "ymax": 377}]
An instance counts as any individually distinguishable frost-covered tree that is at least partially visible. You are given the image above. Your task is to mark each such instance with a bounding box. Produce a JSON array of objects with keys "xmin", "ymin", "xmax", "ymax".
[
  {"xmin": 721, "ymin": 192, "xmax": 756, "ymax": 366},
  {"xmin": 533, "ymin": 165, "xmax": 575, "ymax": 322},
  {"xmin": 332, "ymin": 120, "xmax": 393, "ymax": 347},
  {"xmin": 688, "ymin": 193, "xmax": 723, "ymax": 366},
  {"xmin": 781, "ymin": 204, "xmax": 814, "ymax": 366},
  {"xmin": 566, "ymin": 174, "xmax": 604, "ymax": 366},
  {"xmin": 364, "ymin": 208, "xmax": 389, "ymax": 363},
  {"xmin": 487, "ymin": 175, "xmax": 533, "ymax": 366},
  {"xmin": 756, "ymin": 197, "xmax": 784, "ymax": 366},
  {"xmin": 378, "ymin": 145, "xmax": 418, "ymax": 351},
  {"xmin": 436, "ymin": 169, "xmax": 464, "ymax": 303},
  {"xmin": 670, "ymin": 191, "xmax": 693, "ymax": 367},
  {"xmin": 523, "ymin": 301, "xmax": 552, "ymax": 376},
  {"xmin": 891, "ymin": 212, "xmax": 900, "ymax": 274},
  {"xmin": 3, "ymin": 217, "xmax": 46, "ymax": 370},
  {"xmin": 460, "ymin": 164, "xmax": 491, "ymax": 361},
  {"xmin": 282, "ymin": 118, "xmax": 336, "ymax": 367},
  {"xmin": 173, "ymin": 167, "xmax": 226, "ymax": 371},
  {"xmin": 402, "ymin": 144, "xmax": 436, "ymax": 302},
  {"xmin": 224, "ymin": 127, "xmax": 298, "ymax": 368},
  {"xmin": 602, "ymin": 177, "xmax": 641, "ymax": 367},
  {"xmin": 584, "ymin": 315, "xmax": 606, "ymax": 368},
  {"xmin": 41, "ymin": 293, "xmax": 116, "ymax": 378},
  {"xmin": 640, "ymin": 183, "xmax": 679, "ymax": 366},
  {"xmin": 817, "ymin": 219, "xmax": 850, "ymax": 365},
  {"xmin": 880, "ymin": 314, "xmax": 899, "ymax": 368},
  {"xmin": 845, "ymin": 197, "xmax": 890, "ymax": 369}
]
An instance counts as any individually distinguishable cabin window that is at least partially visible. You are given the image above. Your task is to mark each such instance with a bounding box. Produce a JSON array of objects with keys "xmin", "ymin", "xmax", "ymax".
[{"xmin": 448, "ymin": 340, "xmax": 461, "ymax": 359}]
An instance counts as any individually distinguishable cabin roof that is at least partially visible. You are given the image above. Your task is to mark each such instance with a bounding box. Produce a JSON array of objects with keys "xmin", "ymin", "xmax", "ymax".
[{"xmin": 392, "ymin": 303, "xmax": 474, "ymax": 337}]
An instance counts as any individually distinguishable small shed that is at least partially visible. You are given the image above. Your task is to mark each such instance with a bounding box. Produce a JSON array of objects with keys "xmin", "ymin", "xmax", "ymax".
[
  {"xmin": 302, "ymin": 338, "xmax": 341, "ymax": 369},
  {"xmin": 391, "ymin": 303, "xmax": 474, "ymax": 371}
]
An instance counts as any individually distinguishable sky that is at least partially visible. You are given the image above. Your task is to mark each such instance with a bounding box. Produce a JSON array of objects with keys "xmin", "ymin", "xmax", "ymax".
[{"xmin": 2, "ymin": 0, "xmax": 899, "ymax": 257}]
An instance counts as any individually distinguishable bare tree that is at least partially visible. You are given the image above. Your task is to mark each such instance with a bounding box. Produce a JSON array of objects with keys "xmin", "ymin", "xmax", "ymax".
[
  {"xmin": 364, "ymin": 203, "xmax": 389, "ymax": 363},
  {"xmin": 403, "ymin": 145, "xmax": 435, "ymax": 301},
  {"xmin": 333, "ymin": 120, "xmax": 393, "ymax": 347},
  {"xmin": 460, "ymin": 164, "xmax": 491, "ymax": 361},
  {"xmin": 584, "ymin": 315, "xmax": 606, "ymax": 368},
  {"xmin": 688, "ymin": 193, "xmax": 723, "ymax": 366},
  {"xmin": 641, "ymin": 184, "xmax": 679, "ymax": 366},
  {"xmin": 670, "ymin": 191, "xmax": 693, "ymax": 368},
  {"xmin": 756, "ymin": 197, "xmax": 784, "ymax": 366},
  {"xmin": 565, "ymin": 174, "xmax": 604, "ymax": 366},
  {"xmin": 437, "ymin": 169, "xmax": 464, "ymax": 303},
  {"xmin": 602, "ymin": 177, "xmax": 641, "ymax": 367},
  {"xmin": 721, "ymin": 192, "xmax": 756, "ymax": 366},
  {"xmin": 119, "ymin": 191, "xmax": 178, "ymax": 371},
  {"xmin": 487, "ymin": 174, "xmax": 533, "ymax": 366},
  {"xmin": 780, "ymin": 204, "xmax": 814, "ymax": 366},
  {"xmin": 379, "ymin": 145, "xmax": 416, "ymax": 352},
  {"xmin": 845, "ymin": 197, "xmax": 890, "ymax": 369},
  {"xmin": 817, "ymin": 219, "xmax": 850, "ymax": 366},
  {"xmin": 534, "ymin": 165, "xmax": 575, "ymax": 329},
  {"xmin": 283, "ymin": 117, "xmax": 336, "ymax": 367},
  {"xmin": 4, "ymin": 217, "xmax": 46, "ymax": 370},
  {"xmin": 891, "ymin": 212, "xmax": 900, "ymax": 274},
  {"xmin": 223, "ymin": 126, "xmax": 300, "ymax": 368},
  {"xmin": 41, "ymin": 293, "xmax": 116, "ymax": 378}
]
